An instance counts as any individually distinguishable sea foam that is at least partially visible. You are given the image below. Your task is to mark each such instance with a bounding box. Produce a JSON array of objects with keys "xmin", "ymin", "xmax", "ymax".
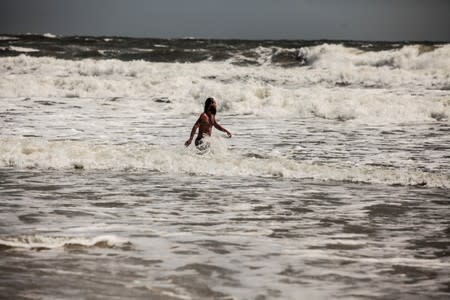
[
  {"xmin": 0, "ymin": 47, "xmax": 449, "ymax": 123},
  {"xmin": 0, "ymin": 234, "xmax": 130, "ymax": 251},
  {"xmin": 1, "ymin": 137, "xmax": 448, "ymax": 188}
]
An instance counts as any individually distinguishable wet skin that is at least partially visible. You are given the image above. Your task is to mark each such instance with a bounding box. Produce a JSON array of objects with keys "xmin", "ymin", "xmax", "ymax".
[{"xmin": 185, "ymin": 101, "xmax": 232, "ymax": 147}]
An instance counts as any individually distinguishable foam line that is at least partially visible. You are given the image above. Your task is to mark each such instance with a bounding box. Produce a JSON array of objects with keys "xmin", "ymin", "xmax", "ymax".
[{"xmin": 1, "ymin": 137, "xmax": 448, "ymax": 188}]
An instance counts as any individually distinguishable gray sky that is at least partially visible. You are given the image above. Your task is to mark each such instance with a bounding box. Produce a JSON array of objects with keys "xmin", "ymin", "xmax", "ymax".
[{"xmin": 1, "ymin": 0, "xmax": 449, "ymax": 41}]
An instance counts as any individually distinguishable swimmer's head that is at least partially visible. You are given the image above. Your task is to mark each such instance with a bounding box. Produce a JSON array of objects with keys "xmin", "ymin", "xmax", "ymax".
[{"xmin": 204, "ymin": 97, "xmax": 217, "ymax": 113}]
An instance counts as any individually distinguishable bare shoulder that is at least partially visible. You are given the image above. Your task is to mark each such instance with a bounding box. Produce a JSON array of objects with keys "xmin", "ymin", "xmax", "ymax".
[{"xmin": 199, "ymin": 113, "xmax": 208, "ymax": 121}]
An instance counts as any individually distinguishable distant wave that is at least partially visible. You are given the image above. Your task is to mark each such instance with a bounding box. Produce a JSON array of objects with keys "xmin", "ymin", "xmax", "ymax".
[
  {"xmin": 1, "ymin": 136, "xmax": 448, "ymax": 188},
  {"xmin": 0, "ymin": 46, "xmax": 39, "ymax": 53},
  {"xmin": 1, "ymin": 34, "xmax": 448, "ymax": 68},
  {"xmin": 43, "ymin": 33, "xmax": 57, "ymax": 39},
  {"xmin": 0, "ymin": 36, "xmax": 20, "ymax": 41}
]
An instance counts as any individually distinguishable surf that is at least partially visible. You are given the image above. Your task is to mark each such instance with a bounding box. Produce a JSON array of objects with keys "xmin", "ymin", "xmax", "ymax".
[{"xmin": 1, "ymin": 136, "xmax": 448, "ymax": 189}]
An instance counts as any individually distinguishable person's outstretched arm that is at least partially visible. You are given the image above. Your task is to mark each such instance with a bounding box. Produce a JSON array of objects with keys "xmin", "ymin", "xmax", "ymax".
[
  {"xmin": 185, "ymin": 119, "xmax": 199, "ymax": 146},
  {"xmin": 214, "ymin": 120, "xmax": 232, "ymax": 138}
]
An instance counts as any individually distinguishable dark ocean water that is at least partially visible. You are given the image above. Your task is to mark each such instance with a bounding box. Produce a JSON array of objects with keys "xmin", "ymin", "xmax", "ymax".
[{"xmin": 0, "ymin": 34, "xmax": 443, "ymax": 66}]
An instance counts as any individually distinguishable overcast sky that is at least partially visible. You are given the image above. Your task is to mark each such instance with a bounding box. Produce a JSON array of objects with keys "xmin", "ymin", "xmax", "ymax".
[{"xmin": 1, "ymin": 0, "xmax": 449, "ymax": 41}]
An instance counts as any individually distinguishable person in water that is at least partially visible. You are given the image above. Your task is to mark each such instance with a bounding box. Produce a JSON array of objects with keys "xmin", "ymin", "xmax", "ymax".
[{"xmin": 185, "ymin": 97, "xmax": 232, "ymax": 148}]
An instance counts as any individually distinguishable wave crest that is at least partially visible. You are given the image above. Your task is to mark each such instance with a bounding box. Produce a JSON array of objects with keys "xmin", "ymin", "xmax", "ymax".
[{"xmin": 299, "ymin": 44, "xmax": 450, "ymax": 71}]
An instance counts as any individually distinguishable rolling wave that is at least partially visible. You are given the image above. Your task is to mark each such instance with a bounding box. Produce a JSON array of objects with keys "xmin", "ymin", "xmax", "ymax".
[
  {"xmin": 1, "ymin": 34, "xmax": 448, "ymax": 68},
  {"xmin": 1, "ymin": 136, "xmax": 448, "ymax": 188},
  {"xmin": 1, "ymin": 52, "xmax": 449, "ymax": 123}
]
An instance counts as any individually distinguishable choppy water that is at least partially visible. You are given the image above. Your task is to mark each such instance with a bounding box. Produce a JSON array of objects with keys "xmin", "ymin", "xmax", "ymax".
[
  {"xmin": 1, "ymin": 35, "xmax": 449, "ymax": 299},
  {"xmin": 1, "ymin": 169, "xmax": 449, "ymax": 300}
]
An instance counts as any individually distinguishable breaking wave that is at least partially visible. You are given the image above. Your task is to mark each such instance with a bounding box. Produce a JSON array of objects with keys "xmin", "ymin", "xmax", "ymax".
[
  {"xmin": 1, "ymin": 137, "xmax": 448, "ymax": 188},
  {"xmin": 300, "ymin": 43, "xmax": 450, "ymax": 71},
  {"xmin": 1, "ymin": 44, "xmax": 449, "ymax": 96},
  {"xmin": 0, "ymin": 49, "xmax": 449, "ymax": 123}
]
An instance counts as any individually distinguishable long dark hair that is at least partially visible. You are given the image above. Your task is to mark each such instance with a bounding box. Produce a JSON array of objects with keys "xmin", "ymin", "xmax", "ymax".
[{"xmin": 204, "ymin": 97, "xmax": 215, "ymax": 113}]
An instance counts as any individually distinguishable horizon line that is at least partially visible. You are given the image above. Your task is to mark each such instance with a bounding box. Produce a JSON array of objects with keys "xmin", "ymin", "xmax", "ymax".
[{"xmin": 1, "ymin": 32, "xmax": 449, "ymax": 44}]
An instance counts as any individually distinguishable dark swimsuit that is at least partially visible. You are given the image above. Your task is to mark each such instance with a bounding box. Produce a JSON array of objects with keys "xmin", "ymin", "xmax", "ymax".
[
  {"xmin": 195, "ymin": 136, "xmax": 210, "ymax": 151},
  {"xmin": 195, "ymin": 136, "xmax": 203, "ymax": 146}
]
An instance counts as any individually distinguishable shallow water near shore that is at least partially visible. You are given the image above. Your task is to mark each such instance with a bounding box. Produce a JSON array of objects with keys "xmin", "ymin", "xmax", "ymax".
[{"xmin": 1, "ymin": 169, "xmax": 449, "ymax": 300}]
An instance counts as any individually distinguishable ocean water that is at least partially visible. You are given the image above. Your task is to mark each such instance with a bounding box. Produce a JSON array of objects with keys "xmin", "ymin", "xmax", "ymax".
[{"xmin": 0, "ymin": 35, "xmax": 449, "ymax": 299}]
